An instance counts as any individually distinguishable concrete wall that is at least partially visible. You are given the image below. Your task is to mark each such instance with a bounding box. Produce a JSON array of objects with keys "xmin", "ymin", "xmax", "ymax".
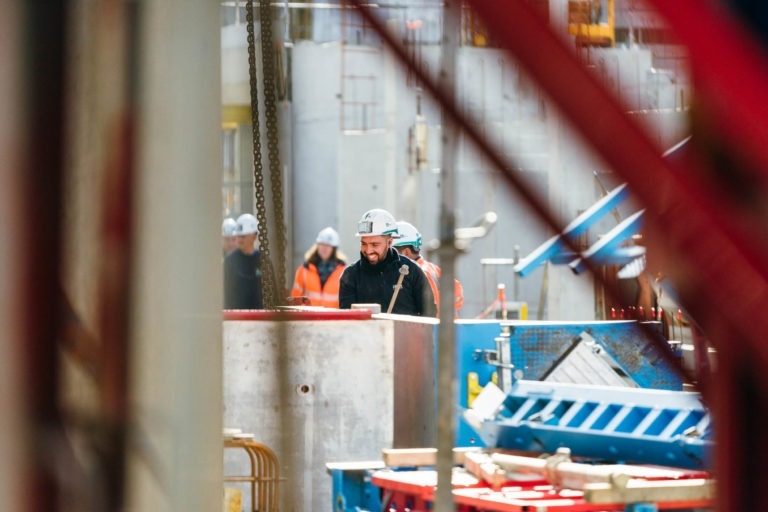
[{"xmin": 223, "ymin": 315, "xmax": 437, "ymax": 512}]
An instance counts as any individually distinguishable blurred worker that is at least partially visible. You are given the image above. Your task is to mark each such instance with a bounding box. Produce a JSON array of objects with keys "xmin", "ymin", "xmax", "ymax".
[
  {"xmin": 223, "ymin": 213, "xmax": 264, "ymax": 309},
  {"xmin": 393, "ymin": 221, "xmax": 464, "ymax": 316},
  {"xmin": 339, "ymin": 208, "xmax": 436, "ymax": 316},
  {"xmin": 221, "ymin": 217, "xmax": 238, "ymax": 256},
  {"xmin": 290, "ymin": 227, "xmax": 347, "ymax": 307}
]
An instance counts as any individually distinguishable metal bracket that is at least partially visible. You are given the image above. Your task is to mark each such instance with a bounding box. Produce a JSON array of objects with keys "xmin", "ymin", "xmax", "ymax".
[{"xmin": 473, "ymin": 349, "xmax": 516, "ymax": 370}]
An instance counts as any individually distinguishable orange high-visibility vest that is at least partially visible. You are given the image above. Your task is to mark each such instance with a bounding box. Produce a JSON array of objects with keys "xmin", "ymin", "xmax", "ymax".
[
  {"xmin": 417, "ymin": 257, "xmax": 464, "ymax": 314},
  {"xmin": 290, "ymin": 262, "xmax": 346, "ymax": 308}
]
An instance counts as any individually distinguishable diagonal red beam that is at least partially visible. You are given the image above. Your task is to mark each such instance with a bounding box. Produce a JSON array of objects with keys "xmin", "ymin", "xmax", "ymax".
[
  {"xmin": 644, "ymin": 0, "xmax": 768, "ymax": 191},
  {"xmin": 467, "ymin": 0, "xmax": 768, "ymax": 367},
  {"xmin": 347, "ymin": 0, "xmax": 690, "ymax": 382}
]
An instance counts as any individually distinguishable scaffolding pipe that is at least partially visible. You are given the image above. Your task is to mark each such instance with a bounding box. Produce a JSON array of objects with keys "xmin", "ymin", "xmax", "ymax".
[{"xmin": 435, "ymin": 1, "xmax": 461, "ymax": 510}]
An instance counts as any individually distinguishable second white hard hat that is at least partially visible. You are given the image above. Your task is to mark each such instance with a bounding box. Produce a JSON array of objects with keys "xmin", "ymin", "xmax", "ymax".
[
  {"xmin": 222, "ymin": 217, "xmax": 238, "ymax": 237},
  {"xmin": 316, "ymin": 227, "xmax": 340, "ymax": 247},
  {"xmin": 355, "ymin": 208, "xmax": 398, "ymax": 237},
  {"xmin": 235, "ymin": 213, "xmax": 259, "ymax": 235},
  {"xmin": 393, "ymin": 221, "xmax": 422, "ymax": 248}
]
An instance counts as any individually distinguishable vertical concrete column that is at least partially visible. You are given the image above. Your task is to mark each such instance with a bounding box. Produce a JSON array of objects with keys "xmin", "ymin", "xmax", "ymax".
[
  {"xmin": 0, "ymin": 2, "xmax": 24, "ymax": 510},
  {"xmin": 129, "ymin": 2, "xmax": 222, "ymax": 511}
]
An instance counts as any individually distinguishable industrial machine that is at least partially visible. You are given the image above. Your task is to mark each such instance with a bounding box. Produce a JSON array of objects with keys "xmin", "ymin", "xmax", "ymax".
[
  {"xmin": 455, "ymin": 318, "xmax": 683, "ymax": 447},
  {"xmin": 467, "ymin": 380, "xmax": 712, "ymax": 470},
  {"xmin": 329, "ymin": 317, "xmax": 712, "ymax": 511}
]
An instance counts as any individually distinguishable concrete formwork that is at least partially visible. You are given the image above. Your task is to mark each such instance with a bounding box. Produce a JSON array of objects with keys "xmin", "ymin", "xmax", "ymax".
[{"xmin": 223, "ymin": 315, "xmax": 438, "ymax": 511}]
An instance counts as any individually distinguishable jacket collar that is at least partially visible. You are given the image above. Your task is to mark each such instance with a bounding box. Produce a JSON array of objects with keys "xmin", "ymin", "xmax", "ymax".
[{"xmin": 359, "ymin": 247, "xmax": 398, "ymax": 272}]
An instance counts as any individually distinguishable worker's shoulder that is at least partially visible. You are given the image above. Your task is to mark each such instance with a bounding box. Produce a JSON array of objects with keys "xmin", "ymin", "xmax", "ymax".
[{"xmin": 339, "ymin": 259, "xmax": 361, "ymax": 277}]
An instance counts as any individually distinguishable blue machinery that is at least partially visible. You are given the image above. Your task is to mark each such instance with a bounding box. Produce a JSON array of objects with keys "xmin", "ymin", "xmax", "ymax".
[
  {"xmin": 454, "ymin": 319, "xmax": 685, "ymax": 448},
  {"xmin": 330, "ymin": 319, "xmax": 713, "ymax": 511},
  {"xmin": 471, "ymin": 380, "xmax": 711, "ymax": 470}
]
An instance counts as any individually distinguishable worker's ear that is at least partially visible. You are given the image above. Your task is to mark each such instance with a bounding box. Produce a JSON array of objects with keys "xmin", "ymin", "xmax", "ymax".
[{"xmin": 387, "ymin": 236, "xmax": 393, "ymax": 248}]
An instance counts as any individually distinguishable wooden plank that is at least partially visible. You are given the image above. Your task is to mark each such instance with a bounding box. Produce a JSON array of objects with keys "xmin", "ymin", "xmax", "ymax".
[
  {"xmin": 463, "ymin": 451, "xmax": 506, "ymax": 490},
  {"xmin": 381, "ymin": 447, "xmax": 482, "ymax": 467},
  {"xmin": 584, "ymin": 478, "xmax": 715, "ymax": 504}
]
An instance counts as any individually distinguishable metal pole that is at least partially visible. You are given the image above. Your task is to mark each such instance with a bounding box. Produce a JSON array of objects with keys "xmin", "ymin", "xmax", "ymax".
[{"xmin": 435, "ymin": 1, "xmax": 460, "ymax": 511}]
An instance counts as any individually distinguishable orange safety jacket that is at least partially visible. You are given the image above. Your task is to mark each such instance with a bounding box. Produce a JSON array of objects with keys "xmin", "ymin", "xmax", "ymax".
[
  {"xmin": 290, "ymin": 262, "xmax": 346, "ymax": 308},
  {"xmin": 417, "ymin": 257, "xmax": 464, "ymax": 315}
]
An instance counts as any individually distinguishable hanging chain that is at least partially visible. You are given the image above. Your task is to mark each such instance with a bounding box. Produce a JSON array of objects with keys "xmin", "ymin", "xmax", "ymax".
[
  {"xmin": 259, "ymin": 0, "xmax": 288, "ymax": 305},
  {"xmin": 246, "ymin": 0, "xmax": 276, "ymax": 308}
]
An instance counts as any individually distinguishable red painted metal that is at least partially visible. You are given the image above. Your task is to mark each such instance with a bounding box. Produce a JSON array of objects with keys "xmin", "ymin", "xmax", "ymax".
[
  {"xmin": 223, "ymin": 308, "xmax": 372, "ymax": 321},
  {"xmin": 371, "ymin": 469, "xmax": 712, "ymax": 511},
  {"xmin": 452, "ymin": 486, "xmax": 712, "ymax": 511}
]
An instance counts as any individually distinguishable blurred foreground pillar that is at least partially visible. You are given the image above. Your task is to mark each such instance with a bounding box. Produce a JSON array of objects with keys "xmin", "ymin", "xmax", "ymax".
[{"xmin": 129, "ymin": 1, "xmax": 223, "ymax": 510}]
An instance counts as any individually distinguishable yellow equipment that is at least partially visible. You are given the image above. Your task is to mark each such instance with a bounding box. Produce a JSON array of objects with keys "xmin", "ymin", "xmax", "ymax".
[{"xmin": 568, "ymin": 0, "xmax": 615, "ymax": 47}]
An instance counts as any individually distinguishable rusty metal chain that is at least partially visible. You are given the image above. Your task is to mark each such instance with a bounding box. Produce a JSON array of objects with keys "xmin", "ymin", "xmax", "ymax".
[
  {"xmin": 259, "ymin": 0, "xmax": 288, "ymax": 305},
  {"xmin": 245, "ymin": 0, "xmax": 275, "ymax": 308}
]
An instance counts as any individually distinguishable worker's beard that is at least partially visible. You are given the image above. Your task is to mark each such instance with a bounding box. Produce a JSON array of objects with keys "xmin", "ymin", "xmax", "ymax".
[{"xmin": 363, "ymin": 247, "xmax": 388, "ymax": 265}]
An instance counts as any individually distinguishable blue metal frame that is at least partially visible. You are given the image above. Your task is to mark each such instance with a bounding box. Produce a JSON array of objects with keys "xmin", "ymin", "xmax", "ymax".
[
  {"xmin": 477, "ymin": 380, "xmax": 712, "ymax": 469},
  {"xmin": 454, "ymin": 320, "xmax": 505, "ymax": 447},
  {"xmin": 569, "ymin": 210, "xmax": 645, "ymax": 274},
  {"xmin": 514, "ymin": 183, "xmax": 630, "ymax": 276},
  {"xmin": 328, "ymin": 464, "xmax": 383, "ymax": 512}
]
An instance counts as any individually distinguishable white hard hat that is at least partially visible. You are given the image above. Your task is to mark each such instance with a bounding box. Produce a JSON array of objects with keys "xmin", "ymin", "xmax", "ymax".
[
  {"xmin": 355, "ymin": 208, "xmax": 398, "ymax": 237},
  {"xmin": 316, "ymin": 227, "xmax": 340, "ymax": 247},
  {"xmin": 221, "ymin": 217, "xmax": 238, "ymax": 237},
  {"xmin": 235, "ymin": 213, "xmax": 259, "ymax": 235},
  {"xmin": 393, "ymin": 221, "xmax": 422, "ymax": 248}
]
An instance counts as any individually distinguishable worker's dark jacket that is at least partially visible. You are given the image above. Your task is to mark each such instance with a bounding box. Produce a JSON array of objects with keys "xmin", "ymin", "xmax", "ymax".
[
  {"xmin": 339, "ymin": 248, "xmax": 437, "ymax": 316},
  {"xmin": 223, "ymin": 249, "xmax": 264, "ymax": 309}
]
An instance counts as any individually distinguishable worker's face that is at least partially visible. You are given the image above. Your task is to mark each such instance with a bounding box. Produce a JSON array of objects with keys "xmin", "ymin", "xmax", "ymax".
[
  {"xmin": 317, "ymin": 243, "xmax": 334, "ymax": 261},
  {"xmin": 237, "ymin": 233, "xmax": 257, "ymax": 254},
  {"xmin": 360, "ymin": 235, "xmax": 391, "ymax": 265},
  {"xmin": 223, "ymin": 236, "xmax": 238, "ymax": 253}
]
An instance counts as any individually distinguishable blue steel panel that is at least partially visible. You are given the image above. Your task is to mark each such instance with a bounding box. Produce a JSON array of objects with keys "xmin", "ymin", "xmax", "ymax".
[
  {"xmin": 454, "ymin": 320, "xmax": 504, "ymax": 447},
  {"xmin": 330, "ymin": 467, "xmax": 381, "ymax": 512},
  {"xmin": 477, "ymin": 381, "xmax": 712, "ymax": 470}
]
